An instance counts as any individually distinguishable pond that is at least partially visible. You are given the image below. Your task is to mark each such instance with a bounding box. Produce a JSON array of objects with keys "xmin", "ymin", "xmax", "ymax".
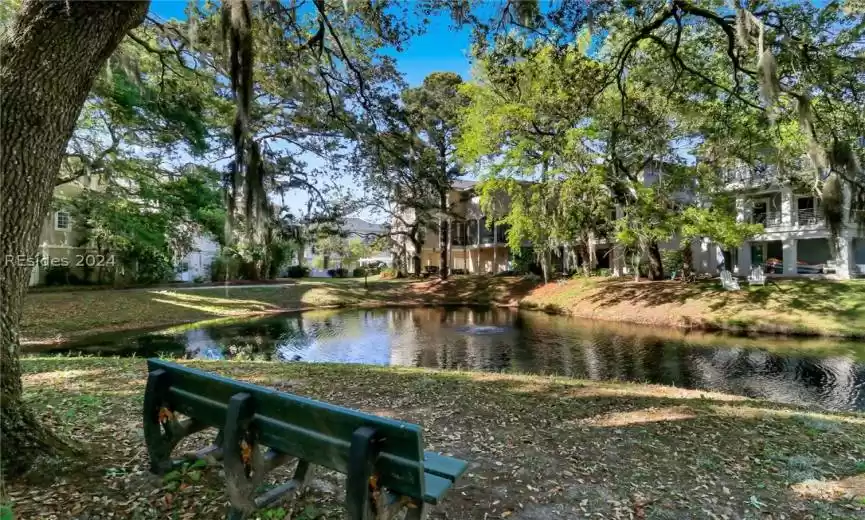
[{"xmin": 34, "ymin": 307, "xmax": 865, "ymax": 412}]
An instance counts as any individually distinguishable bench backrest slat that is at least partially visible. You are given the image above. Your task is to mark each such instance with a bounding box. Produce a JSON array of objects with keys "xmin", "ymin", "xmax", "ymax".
[{"xmin": 148, "ymin": 359, "xmax": 425, "ymax": 499}]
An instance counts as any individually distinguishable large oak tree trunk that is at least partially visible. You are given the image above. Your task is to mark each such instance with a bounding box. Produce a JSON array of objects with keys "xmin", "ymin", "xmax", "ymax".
[
  {"xmin": 647, "ymin": 241, "xmax": 664, "ymax": 281},
  {"xmin": 1, "ymin": 0, "xmax": 149, "ymax": 478}
]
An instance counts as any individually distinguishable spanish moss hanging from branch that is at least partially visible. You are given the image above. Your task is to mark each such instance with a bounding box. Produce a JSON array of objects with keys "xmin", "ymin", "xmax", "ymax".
[{"xmin": 221, "ymin": 0, "xmax": 268, "ymax": 245}]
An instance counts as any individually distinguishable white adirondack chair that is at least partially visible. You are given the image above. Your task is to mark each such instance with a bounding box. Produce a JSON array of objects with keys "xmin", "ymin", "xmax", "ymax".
[
  {"xmin": 747, "ymin": 266, "xmax": 766, "ymax": 286},
  {"xmin": 720, "ymin": 269, "xmax": 741, "ymax": 291}
]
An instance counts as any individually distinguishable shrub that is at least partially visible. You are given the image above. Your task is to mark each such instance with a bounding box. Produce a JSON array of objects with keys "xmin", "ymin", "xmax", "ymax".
[
  {"xmin": 352, "ymin": 267, "xmax": 366, "ymax": 278},
  {"xmin": 131, "ymin": 249, "xmax": 174, "ymax": 284},
  {"xmin": 192, "ymin": 275, "xmax": 205, "ymax": 284},
  {"xmin": 327, "ymin": 267, "xmax": 349, "ymax": 278},
  {"xmin": 661, "ymin": 249, "xmax": 685, "ymax": 277},
  {"xmin": 44, "ymin": 265, "xmax": 81, "ymax": 286},
  {"xmin": 210, "ymin": 255, "xmax": 241, "ymax": 282},
  {"xmin": 285, "ymin": 265, "xmax": 310, "ymax": 278}
]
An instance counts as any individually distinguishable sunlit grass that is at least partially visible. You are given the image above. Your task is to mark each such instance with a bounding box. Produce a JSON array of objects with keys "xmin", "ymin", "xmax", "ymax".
[
  {"xmin": 21, "ymin": 276, "xmax": 529, "ymax": 344},
  {"xmin": 521, "ymin": 278, "xmax": 865, "ymax": 337}
]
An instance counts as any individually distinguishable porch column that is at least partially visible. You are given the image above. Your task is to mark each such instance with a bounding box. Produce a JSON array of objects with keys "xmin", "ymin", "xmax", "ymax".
[
  {"xmin": 476, "ymin": 218, "xmax": 481, "ymax": 273},
  {"xmin": 735, "ymin": 196, "xmax": 748, "ymax": 222},
  {"xmin": 448, "ymin": 219, "xmax": 453, "ymax": 272},
  {"xmin": 464, "ymin": 245, "xmax": 468, "ymax": 272},
  {"xmin": 781, "ymin": 187, "xmax": 794, "ymax": 226},
  {"xmin": 782, "ymin": 237, "xmax": 797, "ymax": 275},
  {"xmin": 837, "ymin": 237, "xmax": 854, "ymax": 280},
  {"xmin": 492, "ymin": 221, "xmax": 497, "ymax": 274},
  {"xmin": 699, "ymin": 238, "xmax": 710, "ymax": 272},
  {"xmin": 737, "ymin": 242, "xmax": 752, "ymax": 275}
]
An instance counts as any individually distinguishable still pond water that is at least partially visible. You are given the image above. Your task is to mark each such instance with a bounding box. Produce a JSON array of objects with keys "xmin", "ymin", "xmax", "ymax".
[{"xmin": 41, "ymin": 307, "xmax": 865, "ymax": 412}]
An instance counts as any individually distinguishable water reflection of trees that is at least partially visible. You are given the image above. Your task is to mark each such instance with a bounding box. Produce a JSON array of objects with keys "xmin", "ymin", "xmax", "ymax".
[
  {"xmin": 512, "ymin": 313, "xmax": 863, "ymax": 412},
  {"xmin": 92, "ymin": 307, "xmax": 865, "ymax": 412}
]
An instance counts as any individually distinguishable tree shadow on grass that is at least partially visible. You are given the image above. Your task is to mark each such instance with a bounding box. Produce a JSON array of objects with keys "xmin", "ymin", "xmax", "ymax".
[
  {"xmin": 584, "ymin": 278, "xmax": 725, "ymax": 308},
  {"xmin": 16, "ymin": 358, "xmax": 865, "ymax": 519},
  {"xmin": 582, "ymin": 278, "xmax": 865, "ymax": 332}
]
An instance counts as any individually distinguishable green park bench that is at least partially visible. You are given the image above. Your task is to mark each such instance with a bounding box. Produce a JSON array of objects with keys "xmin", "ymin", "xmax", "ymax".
[{"xmin": 143, "ymin": 359, "xmax": 468, "ymax": 519}]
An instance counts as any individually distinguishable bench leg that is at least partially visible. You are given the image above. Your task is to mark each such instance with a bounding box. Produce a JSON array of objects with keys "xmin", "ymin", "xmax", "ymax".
[
  {"xmin": 403, "ymin": 502, "xmax": 428, "ymax": 520},
  {"xmin": 143, "ymin": 368, "xmax": 207, "ymax": 474},
  {"xmin": 346, "ymin": 426, "xmax": 380, "ymax": 520},
  {"xmin": 224, "ymin": 392, "xmax": 257, "ymax": 517},
  {"xmin": 223, "ymin": 393, "xmax": 311, "ymax": 518},
  {"xmin": 253, "ymin": 459, "xmax": 314, "ymax": 509}
]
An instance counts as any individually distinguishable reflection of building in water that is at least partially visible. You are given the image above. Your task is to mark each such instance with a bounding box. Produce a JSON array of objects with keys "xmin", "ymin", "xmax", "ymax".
[
  {"xmin": 384, "ymin": 307, "xmax": 520, "ymax": 371},
  {"xmin": 388, "ymin": 308, "xmax": 424, "ymax": 367}
]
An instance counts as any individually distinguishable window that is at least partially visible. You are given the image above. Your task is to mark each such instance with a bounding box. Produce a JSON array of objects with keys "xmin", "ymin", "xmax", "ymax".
[
  {"xmin": 751, "ymin": 200, "xmax": 767, "ymax": 224},
  {"xmin": 797, "ymin": 196, "xmax": 819, "ymax": 225},
  {"xmin": 54, "ymin": 211, "xmax": 70, "ymax": 230}
]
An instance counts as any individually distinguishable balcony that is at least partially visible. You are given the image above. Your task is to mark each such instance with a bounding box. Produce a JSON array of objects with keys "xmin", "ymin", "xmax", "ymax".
[
  {"xmin": 720, "ymin": 166, "xmax": 778, "ymax": 187},
  {"xmin": 752, "ymin": 211, "xmax": 782, "ymax": 228},
  {"xmin": 463, "ymin": 218, "xmax": 509, "ymax": 246},
  {"xmin": 451, "ymin": 235, "xmax": 468, "ymax": 246},
  {"xmin": 797, "ymin": 208, "xmax": 824, "ymax": 226}
]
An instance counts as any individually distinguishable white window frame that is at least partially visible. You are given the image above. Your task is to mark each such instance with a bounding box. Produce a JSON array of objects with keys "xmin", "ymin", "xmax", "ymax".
[{"xmin": 54, "ymin": 211, "xmax": 71, "ymax": 231}]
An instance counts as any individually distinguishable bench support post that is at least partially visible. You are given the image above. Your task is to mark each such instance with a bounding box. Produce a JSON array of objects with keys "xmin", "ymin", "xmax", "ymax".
[
  {"xmin": 404, "ymin": 502, "xmax": 428, "ymax": 520},
  {"xmin": 144, "ymin": 368, "xmax": 206, "ymax": 474},
  {"xmin": 223, "ymin": 392, "xmax": 313, "ymax": 519},
  {"xmin": 224, "ymin": 392, "xmax": 257, "ymax": 518},
  {"xmin": 346, "ymin": 426, "xmax": 380, "ymax": 520}
]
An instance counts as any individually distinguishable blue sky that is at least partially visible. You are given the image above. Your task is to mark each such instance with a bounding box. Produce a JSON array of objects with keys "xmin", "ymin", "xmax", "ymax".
[{"xmin": 148, "ymin": 1, "xmax": 473, "ymax": 87}]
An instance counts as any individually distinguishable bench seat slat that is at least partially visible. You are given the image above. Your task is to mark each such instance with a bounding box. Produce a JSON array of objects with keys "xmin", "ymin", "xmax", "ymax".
[
  {"xmin": 423, "ymin": 472, "xmax": 456, "ymax": 505},
  {"xmin": 423, "ymin": 452, "xmax": 468, "ymax": 482}
]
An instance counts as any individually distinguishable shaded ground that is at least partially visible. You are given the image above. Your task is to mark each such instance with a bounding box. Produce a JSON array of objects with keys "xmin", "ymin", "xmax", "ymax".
[
  {"xmin": 9, "ymin": 358, "xmax": 865, "ymax": 519},
  {"xmin": 22, "ymin": 276, "xmax": 536, "ymax": 344},
  {"xmin": 521, "ymin": 278, "xmax": 865, "ymax": 338}
]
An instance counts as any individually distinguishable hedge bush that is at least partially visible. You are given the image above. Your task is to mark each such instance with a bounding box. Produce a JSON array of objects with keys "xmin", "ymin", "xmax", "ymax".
[
  {"xmin": 327, "ymin": 267, "xmax": 349, "ymax": 278},
  {"xmin": 285, "ymin": 265, "xmax": 310, "ymax": 278}
]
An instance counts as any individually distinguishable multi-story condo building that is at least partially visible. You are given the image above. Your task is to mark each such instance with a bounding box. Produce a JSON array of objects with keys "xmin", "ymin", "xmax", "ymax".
[
  {"xmin": 29, "ymin": 175, "xmax": 221, "ymax": 285},
  {"xmin": 726, "ymin": 167, "xmax": 865, "ymax": 279},
  {"xmin": 396, "ymin": 180, "xmax": 515, "ymax": 275},
  {"xmin": 396, "ymin": 170, "xmax": 865, "ymax": 279}
]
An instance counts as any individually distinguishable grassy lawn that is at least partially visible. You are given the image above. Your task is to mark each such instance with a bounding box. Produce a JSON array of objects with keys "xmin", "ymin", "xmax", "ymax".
[
  {"xmin": 10, "ymin": 358, "xmax": 865, "ymax": 519},
  {"xmin": 21, "ymin": 275, "xmax": 865, "ymax": 343},
  {"xmin": 521, "ymin": 277, "xmax": 865, "ymax": 338},
  {"xmin": 21, "ymin": 276, "xmax": 536, "ymax": 344}
]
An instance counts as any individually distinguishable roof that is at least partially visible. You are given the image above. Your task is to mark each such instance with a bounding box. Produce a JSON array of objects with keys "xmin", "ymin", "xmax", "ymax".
[
  {"xmin": 342, "ymin": 217, "xmax": 385, "ymax": 232},
  {"xmin": 451, "ymin": 179, "xmax": 478, "ymax": 190}
]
